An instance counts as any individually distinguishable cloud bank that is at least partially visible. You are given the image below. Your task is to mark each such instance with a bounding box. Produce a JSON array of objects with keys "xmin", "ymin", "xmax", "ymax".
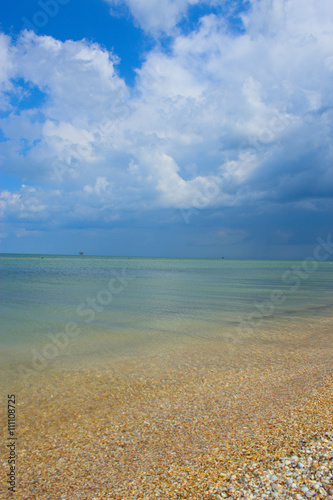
[{"xmin": 0, "ymin": 0, "xmax": 332, "ymax": 256}]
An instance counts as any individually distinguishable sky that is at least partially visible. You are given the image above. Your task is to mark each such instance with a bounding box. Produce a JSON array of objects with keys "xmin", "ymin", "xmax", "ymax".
[{"xmin": 0, "ymin": 0, "xmax": 332, "ymax": 258}]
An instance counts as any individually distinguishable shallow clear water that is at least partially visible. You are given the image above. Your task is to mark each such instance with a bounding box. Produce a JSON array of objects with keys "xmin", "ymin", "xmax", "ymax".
[
  {"xmin": 1, "ymin": 254, "xmax": 332, "ymax": 500},
  {"xmin": 1, "ymin": 254, "xmax": 332, "ymax": 381}
]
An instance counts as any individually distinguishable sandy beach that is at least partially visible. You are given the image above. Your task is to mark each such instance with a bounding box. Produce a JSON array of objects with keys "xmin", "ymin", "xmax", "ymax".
[{"xmin": 1, "ymin": 315, "xmax": 332, "ymax": 499}]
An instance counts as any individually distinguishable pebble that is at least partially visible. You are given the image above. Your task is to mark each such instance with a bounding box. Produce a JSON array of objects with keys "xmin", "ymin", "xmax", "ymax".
[
  {"xmin": 13, "ymin": 362, "xmax": 333, "ymax": 500},
  {"xmin": 210, "ymin": 432, "xmax": 333, "ymax": 499},
  {"xmin": 306, "ymin": 491, "xmax": 316, "ymax": 498}
]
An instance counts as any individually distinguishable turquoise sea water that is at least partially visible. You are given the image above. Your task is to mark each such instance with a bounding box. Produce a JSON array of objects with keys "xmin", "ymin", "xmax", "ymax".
[{"xmin": 1, "ymin": 254, "xmax": 332, "ymax": 380}]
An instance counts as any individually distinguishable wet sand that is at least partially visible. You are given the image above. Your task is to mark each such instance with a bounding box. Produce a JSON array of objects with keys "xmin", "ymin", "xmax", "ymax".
[{"xmin": 1, "ymin": 316, "xmax": 333, "ymax": 499}]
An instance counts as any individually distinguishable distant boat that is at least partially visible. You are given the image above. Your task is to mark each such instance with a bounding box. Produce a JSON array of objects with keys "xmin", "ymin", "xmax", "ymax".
[
  {"xmin": 221, "ymin": 256, "xmax": 224, "ymax": 259},
  {"xmin": 79, "ymin": 252, "xmax": 84, "ymax": 255}
]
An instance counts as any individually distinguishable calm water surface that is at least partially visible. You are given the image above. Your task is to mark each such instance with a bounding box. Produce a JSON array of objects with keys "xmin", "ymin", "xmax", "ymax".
[{"xmin": 1, "ymin": 254, "xmax": 332, "ymax": 383}]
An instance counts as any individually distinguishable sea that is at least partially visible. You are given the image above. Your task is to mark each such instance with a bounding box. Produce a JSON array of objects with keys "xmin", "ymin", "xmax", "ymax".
[
  {"xmin": 1, "ymin": 253, "xmax": 333, "ymax": 498},
  {"xmin": 1, "ymin": 254, "xmax": 332, "ymax": 391}
]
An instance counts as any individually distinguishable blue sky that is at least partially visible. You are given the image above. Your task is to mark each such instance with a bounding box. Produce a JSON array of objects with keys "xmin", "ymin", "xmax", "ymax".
[{"xmin": 0, "ymin": 0, "xmax": 332, "ymax": 258}]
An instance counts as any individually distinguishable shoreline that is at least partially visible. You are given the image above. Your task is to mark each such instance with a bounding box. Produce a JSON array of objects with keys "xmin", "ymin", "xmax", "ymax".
[
  {"xmin": 1, "ymin": 318, "xmax": 332, "ymax": 499},
  {"xmin": 2, "ymin": 373, "xmax": 332, "ymax": 499}
]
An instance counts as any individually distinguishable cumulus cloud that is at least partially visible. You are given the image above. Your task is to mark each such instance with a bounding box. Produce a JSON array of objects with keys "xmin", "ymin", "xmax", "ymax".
[
  {"xmin": 0, "ymin": 34, "xmax": 14, "ymax": 96},
  {"xmin": 0, "ymin": 0, "xmax": 333, "ymax": 249},
  {"xmin": 105, "ymin": 0, "xmax": 202, "ymax": 35},
  {"xmin": 0, "ymin": 185, "xmax": 50, "ymax": 221},
  {"xmin": 84, "ymin": 176, "xmax": 112, "ymax": 195},
  {"xmin": 0, "ymin": 30, "xmax": 129, "ymax": 179}
]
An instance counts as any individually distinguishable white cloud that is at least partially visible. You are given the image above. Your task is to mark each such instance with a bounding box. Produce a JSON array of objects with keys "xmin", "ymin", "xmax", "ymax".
[
  {"xmin": 105, "ymin": 0, "xmax": 201, "ymax": 35},
  {"xmin": 0, "ymin": 33, "xmax": 13, "ymax": 88},
  {"xmin": 0, "ymin": 30, "xmax": 128, "ymax": 180},
  {"xmin": 84, "ymin": 176, "xmax": 112, "ymax": 195},
  {"xmin": 0, "ymin": 186, "xmax": 49, "ymax": 220},
  {"xmin": 0, "ymin": 0, "xmax": 333, "ymax": 236},
  {"xmin": 0, "ymin": 33, "xmax": 16, "ymax": 113}
]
